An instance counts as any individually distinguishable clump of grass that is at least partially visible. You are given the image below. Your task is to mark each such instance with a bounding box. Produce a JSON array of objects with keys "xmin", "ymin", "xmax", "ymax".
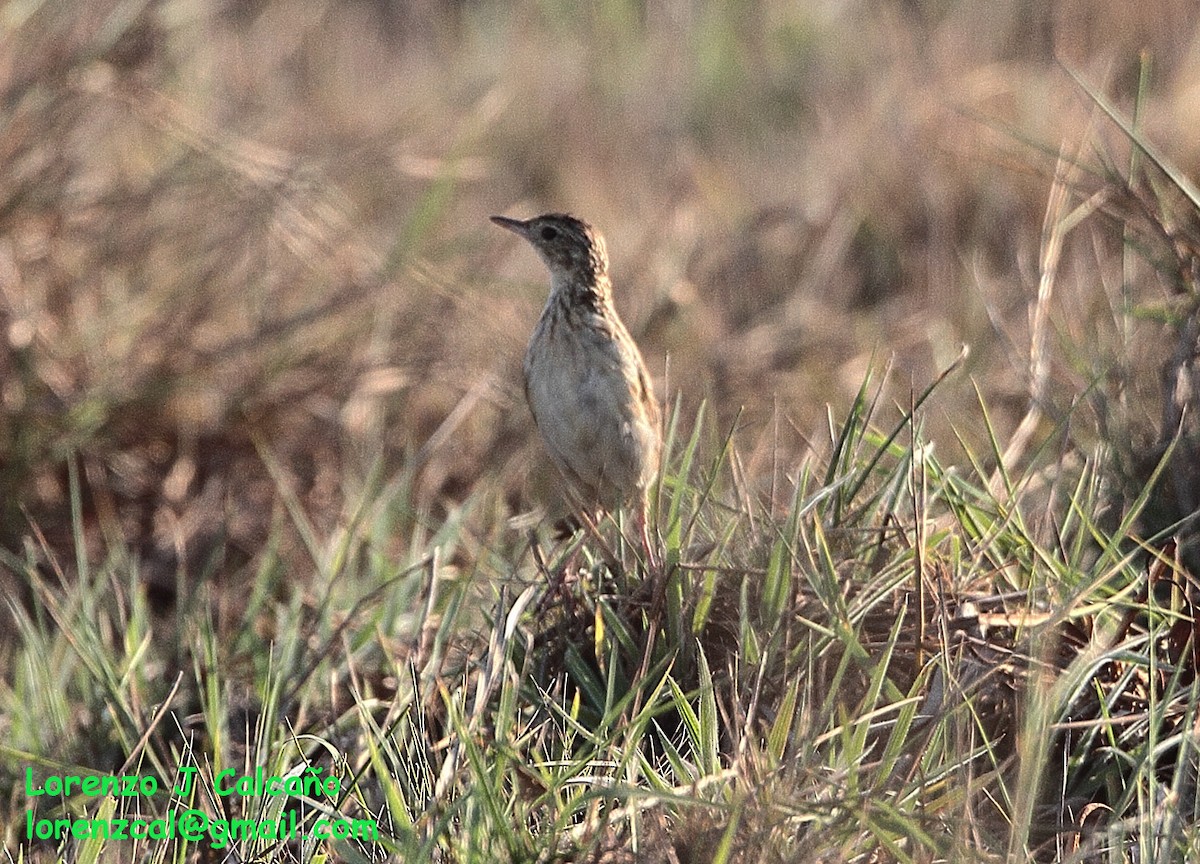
[{"xmin": 7, "ymin": 350, "xmax": 1200, "ymax": 862}]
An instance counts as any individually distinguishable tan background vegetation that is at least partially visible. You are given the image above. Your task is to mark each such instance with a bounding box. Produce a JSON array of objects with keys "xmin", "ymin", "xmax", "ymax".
[{"xmin": 3, "ymin": 0, "xmax": 1199, "ymax": 591}]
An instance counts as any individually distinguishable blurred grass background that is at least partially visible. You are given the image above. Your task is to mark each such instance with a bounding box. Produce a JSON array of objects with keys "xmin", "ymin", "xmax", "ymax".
[
  {"xmin": 6, "ymin": 1, "xmax": 1200, "ymax": 860},
  {"xmin": 5, "ymin": 0, "xmax": 1199, "ymax": 599}
]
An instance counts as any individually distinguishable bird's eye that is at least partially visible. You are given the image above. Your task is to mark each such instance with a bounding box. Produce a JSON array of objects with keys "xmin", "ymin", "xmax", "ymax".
[{"xmin": 540, "ymin": 226, "xmax": 559, "ymax": 241}]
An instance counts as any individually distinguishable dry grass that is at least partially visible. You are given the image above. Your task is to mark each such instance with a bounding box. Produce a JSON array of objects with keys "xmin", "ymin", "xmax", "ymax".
[
  {"xmin": 5, "ymin": 1, "xmax": 1200, "ymax": 861},
  {"xmin": 3, "ymin": 0, "xmax": 1198, "ymax": 572}
]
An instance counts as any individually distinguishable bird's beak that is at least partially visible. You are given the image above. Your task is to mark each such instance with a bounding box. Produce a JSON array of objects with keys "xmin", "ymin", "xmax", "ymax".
[{"xmin": 490, "ymin": 215, "xmax": 529, "ymax": 237}]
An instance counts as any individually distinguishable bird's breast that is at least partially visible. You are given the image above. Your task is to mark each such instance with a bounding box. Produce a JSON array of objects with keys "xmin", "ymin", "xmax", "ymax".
[{"xmin": 523, "ymin": 302, "xmax": 658, "ymax": 504}]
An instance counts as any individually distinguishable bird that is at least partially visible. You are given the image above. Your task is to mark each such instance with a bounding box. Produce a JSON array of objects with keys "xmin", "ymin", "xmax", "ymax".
[{"xmin": 491, "ymin": 212, "xmax": 661, "ymax": 568}]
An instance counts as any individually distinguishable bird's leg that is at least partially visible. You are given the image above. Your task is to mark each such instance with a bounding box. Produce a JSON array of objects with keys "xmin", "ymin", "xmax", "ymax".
[
  {"xmin": 575, "ymin": 506, "xmax": 624, "ymax": 578},
  {"xmin": 636, "ymin": 498, "xmax": 660, "ymax": 575},
  {"xmin": 533, "ymin": 528, "xmax": 585, "ymax": 614}
]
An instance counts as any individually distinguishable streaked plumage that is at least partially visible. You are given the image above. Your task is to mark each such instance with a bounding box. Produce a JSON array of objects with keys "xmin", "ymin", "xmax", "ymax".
[{"xmin": 491, "ymin": 212, "xmax": 660, "ymax": 536}]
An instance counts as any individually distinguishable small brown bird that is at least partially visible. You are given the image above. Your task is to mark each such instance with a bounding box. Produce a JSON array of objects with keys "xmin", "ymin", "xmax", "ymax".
[{"xmin": 491, "ymin": 212, "xmax": 661, "ymax": 565}]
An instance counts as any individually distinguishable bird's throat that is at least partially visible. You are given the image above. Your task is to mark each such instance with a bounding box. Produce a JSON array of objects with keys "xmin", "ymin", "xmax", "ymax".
[{"xmin": 549, "ymin": 270, "xmax": 609, "ymax": 314}]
